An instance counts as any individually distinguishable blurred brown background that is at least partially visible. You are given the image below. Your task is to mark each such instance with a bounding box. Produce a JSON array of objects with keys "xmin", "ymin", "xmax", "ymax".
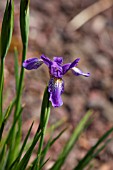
[{"xmin": 0, "ymin": 0, "xmax": 113, "ymax": 169}]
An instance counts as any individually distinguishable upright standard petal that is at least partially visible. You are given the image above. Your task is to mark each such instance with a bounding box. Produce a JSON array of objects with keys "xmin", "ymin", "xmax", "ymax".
[
  {"xmin": 48, "ymin": 78, "xmax": 64, "ymax": 107},
  {"xmin": 53, "ymin": 57, "xmax": 63, "ymax": 64},
  {"xmin": 62, "ymin": 58, "xmax": 80, "ymax": 74},
  {"xmin": 23, "ymin": 58, "xmax": 43, "ymax": 70},
  {"xmin": 71, "ymin": 67, "xmax": 90, "ymax": 77},
  {"xmin": 41, "ymin": 54, "xmax": 53, "ymax": 67}
]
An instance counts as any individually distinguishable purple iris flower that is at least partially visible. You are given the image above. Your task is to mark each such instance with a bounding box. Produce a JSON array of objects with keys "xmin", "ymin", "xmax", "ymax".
[{"xmin": 23, "ymin": 54, "xmax": 90, "ymax": 107}]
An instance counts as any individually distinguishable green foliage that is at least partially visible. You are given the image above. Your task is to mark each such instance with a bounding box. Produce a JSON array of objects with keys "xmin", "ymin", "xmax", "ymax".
[
  {"xmin": 0, "ymin": 98, "xmax": 16, "ymax": 140},
  {"xmin": 0, "ymin": 0, "xmax": 14, "ymax": 124},
  {"xmin": 14, "ymin": 48, "xmax": 19, "ymax": 93},
  {"xmin": 37, "ymin": 87, "xmax": 51, "ymax": 168},
  {"xmin": 50, "ymin": 111, "xmax": 92, "ymax": 170},
  {"xmin": 74, "ymin": 127, "xmax": 113, "ymax": 170},
  {"xmin": 20, "ymin": 0, "xmax": 30, "ymax": 46},
  {"xmin": 16, "ymin": 131, "xmax": 41, "ymax": 170},
  {"xmin": 0, "ymin": 0, "xmax": 112, "ymax": 170},
  {"xmin": 1, "ymin": 0, "xmax": 14, "ymax": 59}
]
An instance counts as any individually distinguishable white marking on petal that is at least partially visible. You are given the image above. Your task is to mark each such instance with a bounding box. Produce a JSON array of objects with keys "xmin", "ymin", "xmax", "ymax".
[
  {"xmin": 72, "ymin": 67, "xmax": 82, "ymax": 74},
  {"xmin": 72, "ymin": 67, "xmax": 90, "ymax": 77}
]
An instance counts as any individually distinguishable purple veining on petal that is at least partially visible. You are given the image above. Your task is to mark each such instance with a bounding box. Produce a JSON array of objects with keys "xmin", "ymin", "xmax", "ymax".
[
  {"xmin": 71, "ymin": 67, "xmax": 90, "ymax": 77},
  {"xmin": 22, "ymin": 58, "xmax": 43, "ymax": 70},
  {"xmin": 48, "ymin": 77, "xmax": 64, "ymax": 107},
  {"xmin": 41, "ymin": 54, "xmax": 53, "ymax": 67},
  {"xmin": 53, "ymin": 57, "xmax": 63, "ymax": 64}
]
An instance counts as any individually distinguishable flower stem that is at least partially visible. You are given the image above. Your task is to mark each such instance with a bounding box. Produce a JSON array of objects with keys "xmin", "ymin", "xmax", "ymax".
[
  {"xmin": 38, "ymin": 107, "xmax": 50, "ymax": 168},
  {"xmin": 14, "ymin": 44, "xmax": 27, "ymax": 117},
  {"xmin": 37, "ymin": 87, "xmax": 51, "ymax": 168},
  {"xmin": 0, "ymin": 58, "xmax": 4, "ymax": 126}
]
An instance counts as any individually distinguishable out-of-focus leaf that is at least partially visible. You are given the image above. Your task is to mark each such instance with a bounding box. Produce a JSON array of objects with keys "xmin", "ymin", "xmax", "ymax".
[
  {"xmin": 3, "ymin": 107, "xmax": 23, "ymax": 169},
  {"xmin": 50, "ymin": 111, "xmax": 92, "ymax": 170},
  {"xmin": 16, "ymin": 130, "xmax": 41, "ymax": 170},
  {"xmin": 39, "ymin": 158, "xmax": 50, "ymax": 170},
  {"xmin": 0, "ymin": 0, "xmax": 14, "ymax": 125},
  {"xmin": 20, "ymin": 0, "xmax": 30, "ymax": 46},
  {"xmin": 40, "ymin": 127, "xmax": 67, "ymax": 166},
  {"xmin": 37, "ymin": 86, "xmax": 51, "ymax": 168},
  {"xmin": 74, "ymin": 127, "xmax": 113, "ymax": 170},
  {"xmin": 14, "ymin": 48, "xmax": 19, "ymax": 92},
  {"xmin": 39, "ymin": 86, "xmax": 50, "ymax": 129},
  {"xmin": 9, "ymin": 122, "xmax": 34, "ymax": 169},
  {"xmin": 0, "ymin": 146, "xmax": 9, "ymax": 170},
  {"xmin": 0, "ymin": 98, "xmax": 15, "ymax": 140},
  {"xmin": 1, "ymin": 0, "xmax": 14, "ymax": 59}
]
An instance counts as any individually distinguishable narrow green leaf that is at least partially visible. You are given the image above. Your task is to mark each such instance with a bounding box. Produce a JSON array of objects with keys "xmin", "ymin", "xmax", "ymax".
[
  {"xmin": 0, "ymin": 0, "xmax": 14, "ymax": 125},
  {"xmin": 39, "ymin": 158, "xmax": 50, "ymax": 170},
  {"xmin": 0, "ymin": 59, "xmax": 4, "ymax": 125},
  {"xmin": 48, "ymin": 117, "xmax": 67, "ymax": 133},
  {"xmin": 9, "ymin": 122, "xmax": 34, "ymax": 169},
  {"xmin": 92, "ymin": 138, "xmax": 112, "ymax": 158},
  {"xmin": 50, "ymin": 111, "xmax": 92, "ymax": 170},
  {"xmin": 1, "ymin": 0, "xmax": 14, "ymax": 59},
  {"xmin": 29, "ymin": 87, "xmax": 51, "ymax": 169},
  {"xmin": 0, "ymin": 98, "xmax": 15, "ymax": 140},
  {"xmin": 13, "ymin": 113, "xmax": 22, "ymax": 162},
  {"xmin": 29, "ymin": 157, "xmax": 38, "ymax": 170},
  {"xmin": 74, "ymin": 127, "xmax": 113, "ymax": 170},
  {"xmin": 14, "ymin": 0, "xmax": 30, "ymax": 118},
  {"xmin": 50, "ymin": 127, "xmax": 67, "ymax": 146},
  {"xmin": 41, "ymin": 127, "xmax": 67, "ymax": 165},
  {"xmin": 3, "ymin": 107, "xmax": 23, "ymax": 169},
  {"xmin": 16, "ymin": 131, "xmax": 41, "ymax": 170},
  {"xmin": 37, "ymin": 86, "xmax": 51, "ymax": 168},
  {"xmin": 40, "ymin": 86, "xmax": 50, "ymax": 129},
  {"xmin": 14, "ymin": 48, "xmax": 19, "ymax": 92},
  {"xmin": 75, "ymin": 139, "xmax": 111, "ymax": 170},
  {"xmin": 20, "ymin": 0, "xmax": 30, "ymax": 46},
  {"xmin": 0, "ymin": 109, "xmax": 22, "ymax": 159},
  {"xmin": 0, "ymin": 146, "xmax": 9, "ymax": 170},
  {"xmin": 0, "ymin": 145, "xmax": 6, "ymax": 169},
  {"xmin": 7, "ymin": 107, "xmax": 23, "ymax": 144},
  {"xmin": 0, "ymin": 35, "xmax": 1, "ymax": 56}
]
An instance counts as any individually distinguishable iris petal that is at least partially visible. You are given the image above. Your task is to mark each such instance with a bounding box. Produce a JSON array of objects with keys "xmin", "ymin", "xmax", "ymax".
[
  {"xmin": 41, "ymin": 54, "xmax": 53, "ymax": 67},
  {"xmin": 72, "ymin": 67, "xmax": 90, "ymax": 77},
  {"xmin": 62, "ymin": 58, "xmax": 80, "ymax": 74},
  {"xmin": 53, "ymin": 57, "xmax": 63, "ymax": 64},
  {"xmin": 69, "ymin": 58, "xmax": 80, "ymax": 69},
  {"xmin": 48, "ymin": 78, "xmax": 64, "ymax": 107},
  {"xmin": 62, "ymin": 63, "xmax": 71, "ymax": 74},
  {"xmin": 23, "ymin": 58, "xmax": 43, "ymax": 70}
]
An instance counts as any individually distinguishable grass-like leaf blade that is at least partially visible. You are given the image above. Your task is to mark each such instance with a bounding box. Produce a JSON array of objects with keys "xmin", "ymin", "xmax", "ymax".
[
  {"xmin": 9, "ymin": 122, "xmax": 34, "ymax": 169},
  {"xmin": 41, "ymin": 127, "xmax": 67, "ymax": 166},
  {"xmin": 2, "ymin": 107, "xmax": 23, "ymax": 169},
  {"xmin": 0, "ymin": 98, "xmax": 15, "ymax": 140},
  {"xmin": 20, "ymin": 0, "xmax": 30, "ymax": 46},
  {"xmin": 14, "ymin": 48, "xmax": 19, "ymax": 93},
  {"xmin": 1, "ymin": 0, "xmax": 14, "ymax": 59},
  {"xmin": 50, "ymin": 111, "xmax": 92, "ymax": 170},
  {"xmin": 16, "ymin": 130, "xmax": 42, "ymax": 170},
  {"xmin": 74, "ymin": 127, "xmax": 113, "ymax": 170},
  {"xmin": 37, "ymin": 86, "xmax": 51, "ymax": 168}
]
